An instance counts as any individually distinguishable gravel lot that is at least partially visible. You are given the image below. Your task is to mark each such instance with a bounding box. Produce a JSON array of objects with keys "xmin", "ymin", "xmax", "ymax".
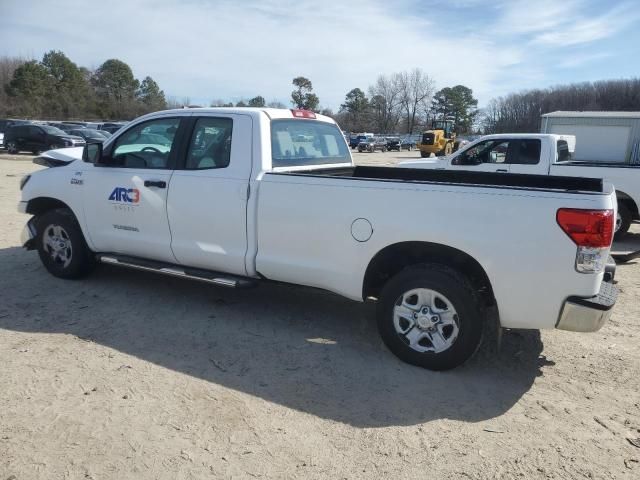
[{"xmin": 1, "ymin": 150, "xmax": 639, "ymax": 479}]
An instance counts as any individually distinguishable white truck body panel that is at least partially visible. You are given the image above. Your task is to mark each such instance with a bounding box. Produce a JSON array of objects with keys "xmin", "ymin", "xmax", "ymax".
[
  {"xmin": 256, "ymin": 172, "xmax": 613, "ymax": 328},
  {"xmin": 20, "ymin": 111, "xmax": 617, "ymax": 334}
]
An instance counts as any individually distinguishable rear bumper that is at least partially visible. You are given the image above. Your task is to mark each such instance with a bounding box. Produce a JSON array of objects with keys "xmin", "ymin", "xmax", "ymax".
[{"xmin": 556, "ymin": 280, "xmax": 617, "ymax": 332}]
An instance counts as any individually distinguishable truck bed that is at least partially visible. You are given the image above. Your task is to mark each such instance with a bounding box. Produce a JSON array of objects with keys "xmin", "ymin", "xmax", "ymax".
[{"xmin": 270, "ymin": 165, "xmax": 604, "ymax": 194}]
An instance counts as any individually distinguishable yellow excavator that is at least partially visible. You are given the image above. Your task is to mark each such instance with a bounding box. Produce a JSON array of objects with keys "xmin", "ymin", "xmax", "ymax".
[{"xmin": 418, "ymin": 119, "xmax": 459, "ymax": 158}]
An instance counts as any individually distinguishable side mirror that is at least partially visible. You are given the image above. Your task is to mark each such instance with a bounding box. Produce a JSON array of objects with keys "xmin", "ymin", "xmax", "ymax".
[{"xmin": 83, "ymin": 141, "xmax": 103, "ymax": 164}]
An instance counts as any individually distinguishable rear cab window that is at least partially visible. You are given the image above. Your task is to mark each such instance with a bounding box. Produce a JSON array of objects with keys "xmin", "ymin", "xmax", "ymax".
[
  {"xmin": 557, "ymin": 140, "xmax": 572, "ymax": 162},
  {"xmin": 270, "ymin": 119, "xmax": 351, "ymax": 169}
]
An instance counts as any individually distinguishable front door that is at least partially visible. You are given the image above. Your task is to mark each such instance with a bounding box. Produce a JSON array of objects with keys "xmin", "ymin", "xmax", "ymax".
[
  {"xmin": 450, "ymin": 139, "xmax": 513, "ymax": 173},
  {"xmin": 83, "ymin": 116, "xmax": 183, "ymax": 263}
]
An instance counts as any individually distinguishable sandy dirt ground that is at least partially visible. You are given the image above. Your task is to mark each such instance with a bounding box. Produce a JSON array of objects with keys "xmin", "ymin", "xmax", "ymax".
[{"xmin": 1, "ymin": 150, "xmax": 639, "ymax": 479}]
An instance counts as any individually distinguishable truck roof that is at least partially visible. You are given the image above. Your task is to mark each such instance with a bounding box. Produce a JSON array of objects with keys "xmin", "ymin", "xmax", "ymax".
[
  {"xmin": 542, "ymin": 111, "xmax": 640, "ymax": 119},
  {"xmin": 478, "ymin": 133, "xmax": 571, "ymax": 139},
  {"xmin": 158, "ymin": 107, "xmax": 336, "ymax": 123}
]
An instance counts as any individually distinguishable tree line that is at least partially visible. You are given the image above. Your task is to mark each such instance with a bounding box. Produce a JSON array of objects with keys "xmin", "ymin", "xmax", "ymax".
[
  {"xmin": 334, "ymin": 70, "xmax": 479, "ymax": 134},
  {"xmin": 1, "ymin": 51, "xmax": 167, "ymax": 120},
  {"xmin": 482, "ymin": 79, "xmax": 640, "ymax": 133}
]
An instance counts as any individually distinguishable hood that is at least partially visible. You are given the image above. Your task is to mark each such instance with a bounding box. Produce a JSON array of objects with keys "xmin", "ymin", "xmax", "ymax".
[{"xmin": 34, "ymin": 146, "xmax": 84, "ymax": 167}]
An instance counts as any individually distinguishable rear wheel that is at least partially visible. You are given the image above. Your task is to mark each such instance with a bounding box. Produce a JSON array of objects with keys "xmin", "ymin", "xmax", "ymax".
[
  {"xmin": 377, "ymin": 264, "xmax": 484, "ymax": 370},
  {"xmin": 615, "ymin": 203, "xmax": 632, "ymax": 239},
  {"xmin": 420, "ymin": 151, "xmax": 428, "ymax": 158},
  {"xmin": 36, "ymin": 209, "xmax": 96, "ymax": 279},
  {"xmin": 7, "ymin": 141, "xmax": 18, "ymax": 154}
]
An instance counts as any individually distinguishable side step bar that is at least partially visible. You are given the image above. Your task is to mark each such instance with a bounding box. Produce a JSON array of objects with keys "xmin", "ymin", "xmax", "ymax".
[{"xmin": 97, "ymin": 254, "xmax": 258, "ymax": 288}]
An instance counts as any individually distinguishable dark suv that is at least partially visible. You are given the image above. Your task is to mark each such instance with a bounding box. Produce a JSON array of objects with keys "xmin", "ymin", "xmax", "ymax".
[
  {"xmin": 358, "ymin": 137, "xmax": 387, "ymax": 153},
  {"xmin": 4, "ymin": 124, "xmax": 85, "ymax": 154}
]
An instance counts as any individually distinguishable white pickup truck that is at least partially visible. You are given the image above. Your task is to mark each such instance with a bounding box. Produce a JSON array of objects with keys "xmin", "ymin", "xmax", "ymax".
[
  {"xmin": 18, "ymin": 109, "xmax": 618, "ymax": 370},
  {"xmin": 401, "ymin": 133, "xmax": 640, "ymax": 238}
]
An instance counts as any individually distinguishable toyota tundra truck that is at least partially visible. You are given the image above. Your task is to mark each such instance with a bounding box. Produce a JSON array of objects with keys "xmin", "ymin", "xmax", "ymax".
[
  {"xmin": 18, "ymin": 109, "xmax": 618, "ymax": 370},
  {"xmin": 400, "ymin": 133, "xmax": 640, "ymax": 238}
]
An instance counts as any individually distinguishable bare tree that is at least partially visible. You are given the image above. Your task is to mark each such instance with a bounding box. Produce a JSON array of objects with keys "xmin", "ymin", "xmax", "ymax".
[
  {"xmin": 396, "ymin": 69, "xmax": 435, "ymax": 134},
  {"xmin": 368, "ymin": 74, "xmax": 402, "ymax": 133}
]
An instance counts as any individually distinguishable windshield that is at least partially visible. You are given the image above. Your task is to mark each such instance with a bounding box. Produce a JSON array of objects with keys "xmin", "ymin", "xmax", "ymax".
[
  {"xmin": 271, "ymin": 119, "xmax": 350, "ymax": 168},
  {"xmin": 41, "ymin": 125, "xmax": 66, "ymax": 135}
]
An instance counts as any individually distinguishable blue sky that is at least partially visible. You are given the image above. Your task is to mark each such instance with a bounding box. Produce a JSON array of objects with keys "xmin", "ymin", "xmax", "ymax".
[{"xmin": 1, "ymin": 0, "xmax": 639, "ymax": 109}]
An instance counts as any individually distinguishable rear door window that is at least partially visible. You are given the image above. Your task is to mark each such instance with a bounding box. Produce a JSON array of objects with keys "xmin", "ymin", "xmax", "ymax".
[
  {"xmin": 557, "ymin": 140, "xmax": 572, "ymax": 162},
  {"xmin": 511, "ymin": 139, "xmax": 541, "ymax": 165},
  {"xmin": 185, "ymin": 117, "xmax": 233, "ymax": 170}
]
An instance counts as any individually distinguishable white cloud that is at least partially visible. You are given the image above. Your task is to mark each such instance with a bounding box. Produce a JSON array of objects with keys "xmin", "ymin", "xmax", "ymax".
[
  {"xmin": 498, "ymin": 0, "xmax": 581, "ymax": 35},
  {"xmin": 0, "ymin": 0, "xmax": 638, "ymax": 108},
  {"xmin": 0, "ymin": 0, "xmax": 524, "ymax": 107},
  {"xmin": 533, "ymin": 3, "xmax": 640, "ymax": 46},
  {"xmin": 559, "ymin": 51, "xmax": 613, "ymax": 68}
]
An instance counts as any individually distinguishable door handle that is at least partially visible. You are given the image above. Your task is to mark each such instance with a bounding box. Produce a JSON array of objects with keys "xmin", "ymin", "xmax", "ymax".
[
  {"xmin": 496, "ymin": 169, "xmax": 508, "ymax": 173},
  {"xmin": 144, "ymin": 180, "xmax": 167, "ymax": 188}
]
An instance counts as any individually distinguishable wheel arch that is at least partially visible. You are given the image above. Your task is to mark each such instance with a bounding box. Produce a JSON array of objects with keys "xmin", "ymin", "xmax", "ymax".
[
  {"xmin": 26, "ymin": 196, "xmax": 74, "ymax": 217},
  {"xmin": 616, "ymin": 190, "xmax": 639, "ymax": 220},
  {"xmin": 362, "ymin": 241, "xmax": 496, "ymax": 307}
]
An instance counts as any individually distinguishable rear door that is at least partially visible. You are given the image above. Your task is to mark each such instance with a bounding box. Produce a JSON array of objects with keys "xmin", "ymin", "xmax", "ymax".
[
  {"xmin": 506, "ymin": 139, "xmax": 545, "ymax": 174},
  {"xmin": 167, "ymin": 113, "xmax": 252, "ymax": 275}
]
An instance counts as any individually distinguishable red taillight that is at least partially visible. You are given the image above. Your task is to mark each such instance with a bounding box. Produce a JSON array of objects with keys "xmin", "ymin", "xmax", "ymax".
[
  {"xmin": 291, "ymin": 109, "xmax": 316, "ymax": 119},
  {"xmin": 556, "ymin": 209, "xmax": 614, "ymax": 248}
]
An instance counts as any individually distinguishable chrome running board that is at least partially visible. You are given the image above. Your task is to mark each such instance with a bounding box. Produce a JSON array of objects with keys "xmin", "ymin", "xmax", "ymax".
[{"xmin": 97, "ymin": 254, "xmax": 256, "ymax": 288}]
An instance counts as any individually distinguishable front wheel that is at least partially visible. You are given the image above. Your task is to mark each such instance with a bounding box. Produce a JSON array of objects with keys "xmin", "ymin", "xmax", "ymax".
[
  {"xmin": 377, "ymin": 264, "xmax": 484, "ymax": 370},
  {"xmin": 36, "ymin": 209, "xmax": 96, "ymax": 279}
]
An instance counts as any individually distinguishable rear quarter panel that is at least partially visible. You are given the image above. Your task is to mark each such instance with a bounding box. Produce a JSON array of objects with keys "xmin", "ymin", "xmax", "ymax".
[{"xmin": 256, "ymin": 174, "xmax": 614, "ymax": 329}]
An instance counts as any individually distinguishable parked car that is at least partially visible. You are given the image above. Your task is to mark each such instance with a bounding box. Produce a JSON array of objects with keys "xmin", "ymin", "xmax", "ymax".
[
  {"xmin": 358, "ymin": 137, "xmax": 387, "ymax": 152},
  {"xmin": 350, "ymin": 134, "xmax": 373, "ymax": 149},
  {"xmin": 4, "ymin": 124, "xmax": 85, "ymax": 154},
  {"xmin": 47, "ymin": 122, "xmax": 81, "ymax": 133},
  {"xmin": 98, "ymin": 122, "xmax": 127, "ymax": 134},
  {"xmin": 95, "ymin": 129, "xmax": 112, "ymax": 138},
  {"xmin": 1, "ymin": 119, "xmax": 29, "ymax": 148},
  {"xmin": 400, "ymin": 133, "xmax": 640, "ymax": 238},
  {"xmin": 19, "ymin": 108, "xmax": 618, "ymax": 371},
  {"xmin": 68, "ymin": 128, "xmax": 109, "ymax": 143},
  {"xmin": 386, "ymin": 137, "xmax": 402, "ymax": 151},
  {"xmin": 401, "ymin": 136, "xmax": 417, "ymax": 151},
  {"xmin": 386, "ymin": 137, "xmax": 416, "ymax": 152}
]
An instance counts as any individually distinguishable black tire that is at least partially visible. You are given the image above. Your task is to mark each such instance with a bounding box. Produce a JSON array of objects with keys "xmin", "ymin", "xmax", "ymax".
[
  {"xmin": 615, "ymin": 203, "xmax": 632, "ymax": 240},
  {"xmin": 7, "ymin": 141, "xmax": 18, "ymax": 154},
  {"xmin": 36, "ymin": 208, "xmax": 96, "ymax": 279},
  {"xmin": 377, "ymin": 263, "xmax": 484, "ymax": 370},
  {"xmin": 420, "ymin": 151, "xmax": 428, "ymax": 158}
]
